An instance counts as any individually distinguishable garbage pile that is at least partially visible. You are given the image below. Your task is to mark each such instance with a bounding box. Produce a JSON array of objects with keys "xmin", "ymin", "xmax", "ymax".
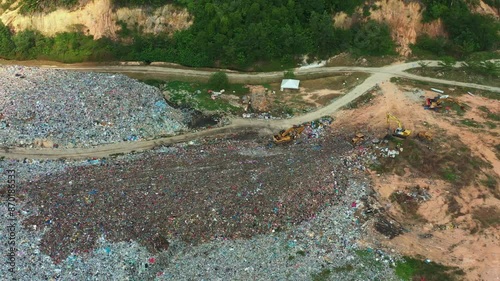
[
  {"xmin": 391, "ymin": 186, "xmax": 432, "ymax": 204},
  {"xmin": 0, "ymin": 131, "xmax": 400, "ymax": 280},
  {"xmin": 302, "ymin": 116, "xmax": 333, "ymax": 139},
  {"xmin": 273, "ymin": 116, "xmax": 334, "ymax": 145},
  {"xmin": 0, "ymin": 66, "xmax": 187, "ymax": 148}
]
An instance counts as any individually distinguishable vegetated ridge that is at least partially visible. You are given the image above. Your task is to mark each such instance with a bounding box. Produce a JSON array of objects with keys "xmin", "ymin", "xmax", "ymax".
[{"xmin": 0, "ymin": 0, "xmax": 498, "ymax": 67}]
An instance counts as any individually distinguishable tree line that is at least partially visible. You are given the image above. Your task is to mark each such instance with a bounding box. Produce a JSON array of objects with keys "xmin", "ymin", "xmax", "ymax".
[
  {"xmin": 1, "ymin": 0, "xmax": 498, "ymax": 68},
  {"xmin": 2, "ymin": 0, "xmax": 396, "ymax": 68}
]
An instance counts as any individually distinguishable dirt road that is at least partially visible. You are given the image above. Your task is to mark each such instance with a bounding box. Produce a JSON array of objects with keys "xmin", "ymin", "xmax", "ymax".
[{"xmin": 1, "ymin": 60, "xmax": 499, "ymax": 160}]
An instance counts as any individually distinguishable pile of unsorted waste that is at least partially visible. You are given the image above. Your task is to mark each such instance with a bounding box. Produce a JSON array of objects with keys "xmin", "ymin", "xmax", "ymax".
[
  {"xmin": 0, "ymin": 66, "xmax": 187, "ymax": 148},
  {"xmin": 0, "ymin": 131, "xmax": 401, "ymax": 281}
]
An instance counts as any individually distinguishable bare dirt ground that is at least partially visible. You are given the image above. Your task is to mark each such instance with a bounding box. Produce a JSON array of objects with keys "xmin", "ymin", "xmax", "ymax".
[
  {"xmin": 332, "ymin": 82, "xmax": 500, "ymax": 281},
  {"xmin": 300, "ymin": 89, "xmax": 343, "ymax": 107}
]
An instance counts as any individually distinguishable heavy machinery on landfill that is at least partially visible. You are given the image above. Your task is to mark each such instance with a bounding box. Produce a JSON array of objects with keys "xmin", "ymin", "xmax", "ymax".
[
  {"xmin": 273, "ymin": 125, "xmax": 305, "ymax": 144},
  {"xmin": 416, "ymin": 131, "xmax": 433, "ymax": 141},
  {"xmin": 386, "ymin": 113, "xmax": 411, "ymax": 138},
  {"xmin": 352, "ymin": 133, "xmax": 365, "ymax": 145},
  {"xmin": 424, "ymin": 95, "xmax": 465, "ymax": 111}
]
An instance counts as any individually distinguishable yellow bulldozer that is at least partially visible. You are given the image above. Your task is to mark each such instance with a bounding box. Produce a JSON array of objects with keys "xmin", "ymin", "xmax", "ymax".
[
  {"xmin": 416, "ymin": 131, "xmax": 433, "ymax": 141},
  {"xmin": 273, "ymin": 125, "xmax": 305, "ymax": 144},
  {"xmin": 352, "ymin": 133, "xmax": 365, "ymax": 145},
  {"xmin": 386, "ymin": 113, "xmax": 411, "ymax": 138}
]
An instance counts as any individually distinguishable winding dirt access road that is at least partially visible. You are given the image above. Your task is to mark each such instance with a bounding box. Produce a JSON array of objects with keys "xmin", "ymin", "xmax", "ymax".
[{"xmin": 1, "ymin": 60, "xmax": 499, "ymax": 160}]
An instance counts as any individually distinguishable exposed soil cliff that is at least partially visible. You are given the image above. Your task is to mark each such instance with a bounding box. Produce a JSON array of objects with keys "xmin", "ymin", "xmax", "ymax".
[
  {"xmin": 333, "ymin": 0, "xmax": 446, "ymax": 56},
  {"xmin": 0, "ymin": 0, "xmax": 192, "ymax": 38},
  {"xmin": 333, "ymin": 0, "xmax": 498, "ymax": 56}
]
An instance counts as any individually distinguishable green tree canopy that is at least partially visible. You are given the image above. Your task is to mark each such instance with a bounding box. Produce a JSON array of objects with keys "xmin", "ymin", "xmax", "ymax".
[
  {"xmin": 0, "ymin": 22, "xmax": 14, "ymax": 58},
  {"xmin": 208, "ymin": 71, "xmax": 229, "ymax": 89},
  {"xmin": 352, "ymin": 20, "xmax": 395, "ymax": 56}
]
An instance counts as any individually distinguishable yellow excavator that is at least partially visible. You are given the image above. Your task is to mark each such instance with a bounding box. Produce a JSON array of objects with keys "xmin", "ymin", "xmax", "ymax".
[
  {"xmin": 386, "ymin": 113, "xmax": 411, "ymax": 138},
  {"xmin": 273, "ymin": 125, "xmax": 305, "ymax": 144}
]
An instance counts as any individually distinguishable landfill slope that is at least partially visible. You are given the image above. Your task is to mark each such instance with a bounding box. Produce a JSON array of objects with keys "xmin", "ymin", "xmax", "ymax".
[{"xmin": 0, "ymin": 66, "xmax": 187, "ymax": 148}]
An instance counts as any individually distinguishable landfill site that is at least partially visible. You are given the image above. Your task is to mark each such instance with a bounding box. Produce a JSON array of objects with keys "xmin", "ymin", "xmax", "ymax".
[{"xmin": 1, "ymin": 63, "xmax": 499, "ymax": 281}]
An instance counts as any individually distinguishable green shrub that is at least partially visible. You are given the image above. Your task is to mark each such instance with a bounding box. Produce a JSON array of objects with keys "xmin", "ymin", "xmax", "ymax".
[
  {"xmin": 411, "ymin": 35, "xmax": 449, "ymax": 57},
  {"xmin": 284, "ymin": 70, "xmax": 295, "ymax": 79},
  {"xmin": 351, "ymin": 20, "xmax": 395, "ymax": 56},
  {"xmin": 396, "ymin": 256, "xmax": 465, "ymax": 281},
  {"xmin": 208, "ymin": 72, "xmax": 229, "ymax": 90},
  {"xmin": 438, "ymin": 56, "xmax": 456, "ymax": 70}
]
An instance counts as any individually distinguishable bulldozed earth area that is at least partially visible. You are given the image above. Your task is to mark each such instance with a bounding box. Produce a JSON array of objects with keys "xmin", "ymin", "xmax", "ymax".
[{"xmin": 332, "ymin": 81, "xmax": 500, "ymax": 281}]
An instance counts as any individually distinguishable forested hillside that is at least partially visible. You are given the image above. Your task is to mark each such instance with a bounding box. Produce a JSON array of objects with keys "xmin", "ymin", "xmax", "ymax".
[
  {"xmin": 411, "ymin": 0, "xmax": 499, "ymax": 59},
  {"xmin": 0, "ymin": 0, "xmax": 499, "ymax": 68}
]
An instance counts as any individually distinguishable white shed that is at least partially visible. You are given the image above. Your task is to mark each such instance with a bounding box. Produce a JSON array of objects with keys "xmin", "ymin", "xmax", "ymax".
[{"xmin": 280, "ymin": 79, "xmax": 300, "ymax": 91}]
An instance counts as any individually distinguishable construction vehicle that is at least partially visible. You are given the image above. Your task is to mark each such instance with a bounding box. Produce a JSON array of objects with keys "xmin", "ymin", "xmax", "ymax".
[
  {"xmin": 386, "ymin": 113, "xmax": 411, "ymax": 138},
  {"xmin": 352, "ymin": 133, "xmax": 365, "ymax": 145},
  {"xmin": 416, "ymin": 131, "xmax": 433, "ymax": 141},
  {"xmin": 424, "ymin": 95, "xmax": 465, "ymax": 111},
  {"xmin": 273, "ymin": 125, "xmax": 305, "ymax": 144}
]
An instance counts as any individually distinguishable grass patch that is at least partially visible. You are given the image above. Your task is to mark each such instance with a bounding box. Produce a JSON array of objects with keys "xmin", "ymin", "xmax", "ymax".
[
  {"xmin": 315, "ymin": 93, "xmax": 343, "ymax": 106},
  {"xmin": 481, "ymin": 174, "xmax": 499, "ymax": 198},
  {"xmin": 446, "ymin": 196, "xmax": 463, "ymax": 217},
  {"xmin": 472, "ymin": 206, "xmax": 500, "ymax": 229},
  {"xmin": 438, "ymin": 101, "xmax": 468, "ymax": 116},
  {"xmin": 310, "ymin": 250, "xmax": 390, "ymax": 280},
  {"xmin": 141, "ymin": 79, "xmax": 165, "ymax": 89},
  {"xmin": 406, "ymin": 67, "xmax": 500, "ymax": 88},
  {"xmin": 478, "ymin": 106, "xmax": 500, "ymax": 121},
  {"xmin": 373, "ymin": 137, "xmax": 488, "ymax": 187},
  {"xmin": 391, "ymin": 77, "xmax": 500, "ymax": 100},
  {"xmin": 247, "ymin": 58, "xmax": 296, "ymax": 72},
  {"xmin": 483, "ymin": 113, "xmax": 499, "ymax": 123},
  {"xmin": 343, "ymin": 91, "xmax": 375, "ymax": 109},
  {"xmin": 460, "ymin": 119, "xmax": 484, "ymax": 128},
  {"xmin": 478, "ymin": 91, "xmax": 500, "ymax": 101},
  {"xmin": 298, "ymin": 73, "xmax": 369, "ymax": 91},
  {"xmin": 296, "ymin": 250, "xmax": 305, "ymax": 256},
  {"xmin": 389, "ymin": 186, "xmax": 429, "ymax": 221},
  {"xmin": 311, "ymin": 269, "xmax": 331, "ymax": 281},
  {"xmin": 439, "ymin": 145, "xmax": 489, "ymax": 185},
  {"xmin": 441, "ymin": 168, "xmax": 459, "ymax": 183},
  {"xmin": 485, "ymin": 121, "xmax": 497, "ymax": 129},
  {"xmin": 395, "ymin": 256, "xmax": 465, "ymax": 281},
  {"xmin": 391, "ymin": 77, "xmax": 430, "ymax": 87},
  {"xmin": 354, "ymin": 249, "xmax": 387, "ymax": 271},
  {"xmin": 326, "ymin": 53, "xmax": 400, "ymax": 67},
  {"xmin": 478, "ymin": 106, "xmax": 489, "ymax": 113},
  {"xmin": 141, "ymin": 79, "xmax": 248, "ymax": 114}
]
